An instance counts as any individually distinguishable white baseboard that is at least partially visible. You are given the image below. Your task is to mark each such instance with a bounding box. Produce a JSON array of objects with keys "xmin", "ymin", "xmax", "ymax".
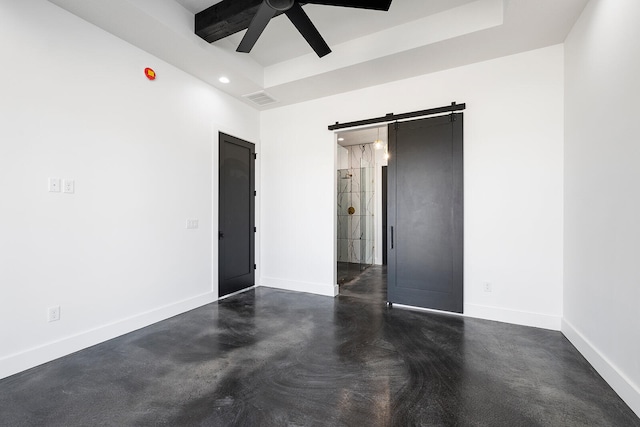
[
  {"xmin": 562, "ymin": 318, "xmax": 640, "ymax": 418},
  {"xmin": 260, "ymin": 276, "xmax": 338, "ymax": 297},
  {"xmin": 0, "ymin": 292, "xmax": 216, "ymax": 381},
  {"xmin": 465, "ymin": 303, "xmax": 562, "ymax": 330}
]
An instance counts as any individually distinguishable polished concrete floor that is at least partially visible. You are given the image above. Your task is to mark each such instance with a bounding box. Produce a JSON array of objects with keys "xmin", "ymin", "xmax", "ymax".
[
  {"xmin": 337, "ymin": 261, "xmax": 367, "ymax": 285},
  {"xmin": 1, "ymin": 266, "xmax": 638, "ymax": 426}
]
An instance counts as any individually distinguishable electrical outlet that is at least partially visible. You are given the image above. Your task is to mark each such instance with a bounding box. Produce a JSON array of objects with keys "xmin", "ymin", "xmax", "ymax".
[
  {"xmin": 484, "ymin": 282, "xmax": 492, "ymax": 293},
  {"xmin": 186, "ymin": 219, "xmax": 199, "ymax": 229},
  {"xmin": 48, "ymin": 178, "xmax": 61, "ymax": 192},
  {"xmin": 47, "ymin": 306, "xmax": 61, "ymax": 322},
  {"xmin": 63, "ymin": 179, "xmax": 75, "ymax": 193}
]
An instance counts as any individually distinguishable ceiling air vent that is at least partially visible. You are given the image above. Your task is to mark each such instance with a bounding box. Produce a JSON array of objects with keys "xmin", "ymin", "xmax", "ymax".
[{"xmin": 243, "ymin": 91, "xmax": 277, "ymax": 106}]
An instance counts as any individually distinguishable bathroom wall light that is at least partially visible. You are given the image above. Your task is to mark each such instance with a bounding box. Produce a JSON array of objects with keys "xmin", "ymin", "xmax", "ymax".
[
  {"xmin": 219, "ymin": 76, "xmax": 230, "ymax": 84},
  {"xmin": 373, "ymin": 128, "xmax": 383, "ymax": 150}
]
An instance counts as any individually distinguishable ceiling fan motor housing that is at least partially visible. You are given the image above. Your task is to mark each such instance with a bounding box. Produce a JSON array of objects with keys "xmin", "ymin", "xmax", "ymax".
[{"xmin": 266, "ymin": 0, "xmax": 295, "ymax": 11}]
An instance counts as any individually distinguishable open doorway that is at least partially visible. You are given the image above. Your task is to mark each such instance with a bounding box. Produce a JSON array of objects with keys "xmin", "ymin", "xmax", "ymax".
[
  {"xmin": 331, "ymin": 102, "xmax": 465, "ymax": 312},
  {"xmin": 336, "ymin": 126, "xmax": 388, "ymax": 286}
]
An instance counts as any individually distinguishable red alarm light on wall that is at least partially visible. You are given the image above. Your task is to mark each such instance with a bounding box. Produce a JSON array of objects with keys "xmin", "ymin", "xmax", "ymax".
[{"xmin": 144, "ymin": 68, "xmax": 156, "ymax": 81}]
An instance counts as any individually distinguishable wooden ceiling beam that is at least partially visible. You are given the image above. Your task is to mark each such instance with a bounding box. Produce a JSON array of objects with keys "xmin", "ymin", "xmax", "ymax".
[
  {"xmin": 195, "ymin": 0, "xmax": 275, "ymax": 43},
  {"xmin": 194, "ymin": 0, "xmax": 390, "ymax": 44},
  {"xmin": 195, "ymin": 0, "xmax": 311, "ymax": 43}
]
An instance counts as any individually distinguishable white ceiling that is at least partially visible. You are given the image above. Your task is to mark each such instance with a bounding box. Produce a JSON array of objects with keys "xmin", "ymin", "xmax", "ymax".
[
  {"xmin": 338, "ymin": 126, "xmax": 388, "ymax": 147},
  {"xmin": 48, "ymin": 0, "xmax": 589, "ymax": 110},
  {"xmin": 173, "ymin": 0, "xmax": 217, "ymax": 14},
  {"xmin": 191, "ymin": 0, "xmax": 478, "ymax": 67}
]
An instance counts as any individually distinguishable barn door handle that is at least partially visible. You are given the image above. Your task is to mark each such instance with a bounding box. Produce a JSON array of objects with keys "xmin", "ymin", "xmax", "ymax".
[
  {"xmin": 390, "ymin": 226, "xmax": 394, "ymax": 249},
  {"xmin": 219, "ymin": 232, "xmax": 224, "ymax": 240}
]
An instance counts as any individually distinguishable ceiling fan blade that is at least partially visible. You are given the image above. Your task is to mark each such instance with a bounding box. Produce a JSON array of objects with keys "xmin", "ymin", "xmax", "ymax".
[
  {"xmin": 285, "ymin": 2, "xmax": 331, "ymax": 57},
  {"xmin": 303, "ymin": 0, "xmax": 392, "ymax": 11},
  {"xmin": 237, "ymin": 1, "xmax": 278, "ymax": 53}
]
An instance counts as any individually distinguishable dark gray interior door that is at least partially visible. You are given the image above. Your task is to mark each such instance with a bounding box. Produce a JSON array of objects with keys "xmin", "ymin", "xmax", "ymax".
[
  {"xmin": 387, "ymin": 114, "xmax": 463, "ymax": 313},
  {"xmin": 219, "ymin": 132, "xmax": 255, "ymax": 297}
]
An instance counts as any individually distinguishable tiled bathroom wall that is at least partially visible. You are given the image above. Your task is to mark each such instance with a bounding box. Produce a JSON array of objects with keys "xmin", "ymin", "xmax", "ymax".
[{"xmin": 337, "ymin": 144, "xmax": 375, "ymax": 266}]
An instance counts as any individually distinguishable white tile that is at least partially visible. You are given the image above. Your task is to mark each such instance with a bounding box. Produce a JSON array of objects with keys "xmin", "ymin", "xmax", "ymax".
[
  {"xmin": 338, "ymin": 177, "xmax": 350, "ymax": 194},
  {"xmin": 338, "ymin": 239, "xmax": 349, "ymax": 262},
  {"xmin": 364, "ymin": 192, "xmax": 375, "ymax": 216},
  {"xmin": 350, "ymin": 169, "xmax": 360, "ymax": 193},
  {"xmin": 348, "ymin": 239, "xmax": 360, "ymax": 264},
  {"xmin": 349, "ymin": 215, "xmax": 361, "ymax": 240},
  {"xmin": 337, "ymin": 216, "xmax": 349, "ymax": 239},
  {"xmin": 361, "ymin": 144, "xmax": 374, "ymax": 166},
  {"xmin": 338, "ymin": 192, "xmax": 351, "ymax": 215}
]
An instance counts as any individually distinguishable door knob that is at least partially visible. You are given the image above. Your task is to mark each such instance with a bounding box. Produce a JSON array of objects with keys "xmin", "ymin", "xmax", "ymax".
[{"xmin": 219, "ymin": 232, "xmax": 224, "ymax": 240}]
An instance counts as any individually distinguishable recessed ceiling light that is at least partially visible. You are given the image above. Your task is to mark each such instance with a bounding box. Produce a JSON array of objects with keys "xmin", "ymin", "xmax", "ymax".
[
  {"xmin": 219, "ymin": 76, "xmax": 230, "ymax": 84},
  {"xmin": 338, "ymin": 137, "xmax": 345, "ymax": 141}
]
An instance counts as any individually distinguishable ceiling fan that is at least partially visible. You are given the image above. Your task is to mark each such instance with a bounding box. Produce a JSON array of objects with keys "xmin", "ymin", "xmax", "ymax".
[{"xmin": 233, "ymin": 0, "xmax": 392, "ymax": 58}]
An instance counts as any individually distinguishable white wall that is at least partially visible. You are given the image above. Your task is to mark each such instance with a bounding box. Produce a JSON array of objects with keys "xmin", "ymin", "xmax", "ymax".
[
  {"xmin": 563, "ymin": 0, "xmax": 640, "ymax": 416},
  {"xmin": 0, "ymin": 0, "xmax": 259, "ymax": 379},
  {"xmin": 261, "ymin": 45, "xmax": 565, "ymax": 329}
]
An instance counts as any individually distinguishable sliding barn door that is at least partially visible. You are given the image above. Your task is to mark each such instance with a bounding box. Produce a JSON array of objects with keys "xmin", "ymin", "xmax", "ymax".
[{"xmin": 387, "ymin": 114, "xmax": 463, "ymax": 313}]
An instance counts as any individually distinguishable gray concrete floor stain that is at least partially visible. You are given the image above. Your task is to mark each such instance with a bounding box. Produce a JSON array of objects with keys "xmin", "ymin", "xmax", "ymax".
[{"xmin": 0, "ymin": 266, "xmax": 638, "ymax": 426}]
